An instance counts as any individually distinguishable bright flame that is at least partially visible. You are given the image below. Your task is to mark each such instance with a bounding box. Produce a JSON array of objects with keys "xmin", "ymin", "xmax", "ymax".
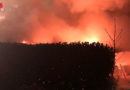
[
  {"xmin": 87, "ymin": 37, "xmax": 99, "ymax": 43},
  {"xmin": 21, "ymin": 40, "xmax": 35, "ymax": 45},
  {"xmin": 82, "ymin": 36, "xmax": 99, "ymax": 44},
  {"xmin": 83, "ymin": 30, "xmax": 100, "ymax": 43},
  {"xmin": 22, "ymin": 40, "xmax": 27, "ymax": 44},
  {"xmin": 81, "ymin": 27, "xmax": 101, "ymax": 43}
]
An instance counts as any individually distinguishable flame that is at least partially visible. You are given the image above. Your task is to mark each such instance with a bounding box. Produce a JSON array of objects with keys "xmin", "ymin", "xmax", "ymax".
[
  {"xmin": 22, "ymin": 40, "xmax": 27, "ymax": 44},
  {"xmin": 21, "ymin": 40, "xmax": 36, "ymax": 45},
  {"xmin": 82, "ymin": 27, "xmax": 101, "ymax": 43},
  {"xmin": 85, "ymin": 36, "xmax": 99, "ymax": 43}
]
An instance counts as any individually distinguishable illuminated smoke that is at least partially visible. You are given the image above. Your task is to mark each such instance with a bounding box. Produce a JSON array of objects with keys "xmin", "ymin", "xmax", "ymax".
[{"xmin": 0, "ymin": 0, "xmax": 130, "ymax": 49}]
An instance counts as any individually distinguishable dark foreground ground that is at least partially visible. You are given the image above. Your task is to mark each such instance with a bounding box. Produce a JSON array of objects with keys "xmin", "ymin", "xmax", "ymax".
[{"xmin": 0, "ymin": 42, "xmax": 115, "ymax": 90}]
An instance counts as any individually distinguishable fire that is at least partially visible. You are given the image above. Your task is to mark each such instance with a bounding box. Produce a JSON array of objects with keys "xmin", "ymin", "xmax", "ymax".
[
  {"xmin": 83, "ymin": 28, "xmax": 100, "ymax": 43},
  {"xmin": 22, "ymin": 40, "xmax": 27, "ymax": 44},
  {"xmin": 82, "ymin": 35, "xmax": 99, "ymax": 44},
  {"xmin": 87, "ymin": 37, "xmax": 99, "ymax": 43},
  {"xmin": 21, "ymin": 40, "xmax": 36, "ymax": 45}
]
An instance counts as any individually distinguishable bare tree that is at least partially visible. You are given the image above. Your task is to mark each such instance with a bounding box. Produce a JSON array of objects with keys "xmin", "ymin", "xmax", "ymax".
[
  {"xmin": 105, "ymin": 17, "xmax": 123, "ymax": 54},
  {"xmin": 105, "ymin": 17, "xmax": 124, "ymax": 77}
]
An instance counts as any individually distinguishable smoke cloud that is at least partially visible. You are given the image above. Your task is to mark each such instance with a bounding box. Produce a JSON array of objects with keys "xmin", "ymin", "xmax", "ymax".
[{"xmin": 0, "ymin": 0, "xmax": 130, "ymax": 50}]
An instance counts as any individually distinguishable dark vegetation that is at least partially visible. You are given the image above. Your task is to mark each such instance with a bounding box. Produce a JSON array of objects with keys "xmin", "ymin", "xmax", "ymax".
[{"xmin": 0, "ymin": 42, "xmax": 115, "ymax": 90}]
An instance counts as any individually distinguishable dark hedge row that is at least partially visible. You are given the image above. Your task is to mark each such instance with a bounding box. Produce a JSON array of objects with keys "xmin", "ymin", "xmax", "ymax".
[{"xmin": 0, "ymin": 42, "xmax": 115, "ymax": 90}]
